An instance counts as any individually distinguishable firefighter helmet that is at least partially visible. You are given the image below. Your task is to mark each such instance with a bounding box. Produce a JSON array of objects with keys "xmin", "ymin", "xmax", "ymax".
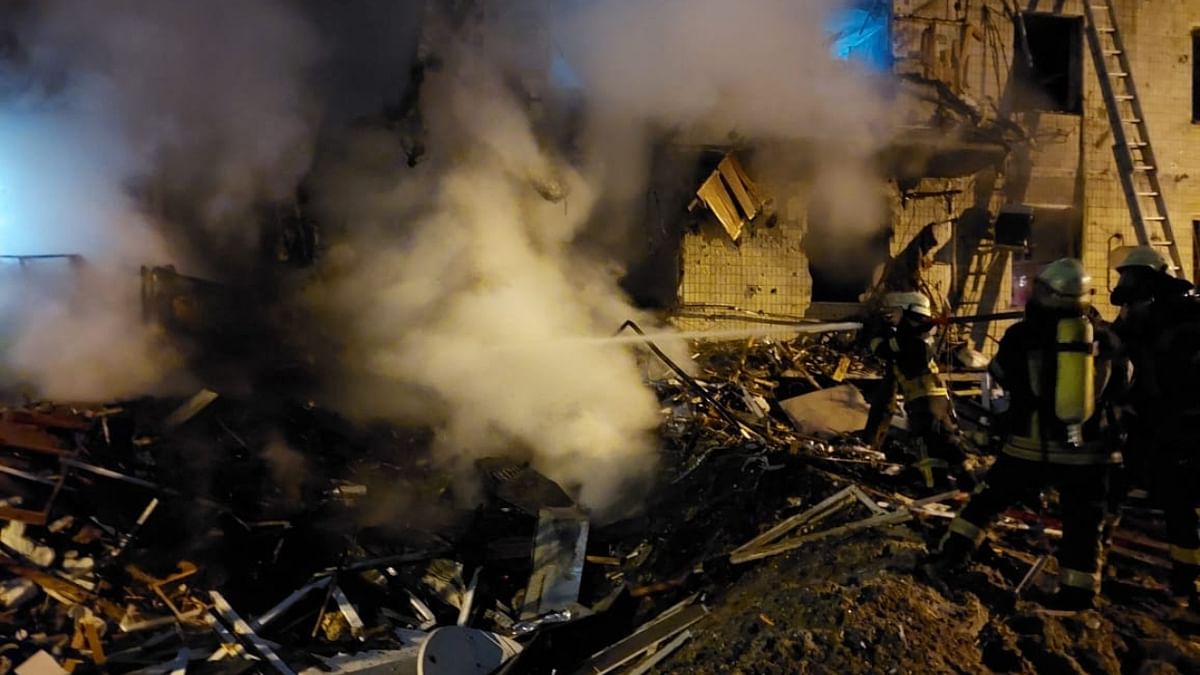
[
  {"xmin": 1034, "ymin": 258, "xmax": 1092, "ymax": 308},
  {"xmin": 882, "ymin": 291, "xmax": 933, "ymax": 317},
  {"xmin": 1115, "ymin": 245, "xmax": 1171, "ymax": 276}
]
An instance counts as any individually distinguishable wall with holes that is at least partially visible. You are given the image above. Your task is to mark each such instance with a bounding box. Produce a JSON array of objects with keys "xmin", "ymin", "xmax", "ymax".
[
  {"xmin": 888, "ymin": 0, "xmax": 1200, "ymax": 321},
  {"xmin": 676, "ymin": 0, "xmax": 1200, "ymax": 346},
  {"xmin": 676, "ymin": 200, "xmax": 811, "ymax": 329},
  {"xmin": 674, "ymin": 176, "xmax": 977, "ymax": 329}
]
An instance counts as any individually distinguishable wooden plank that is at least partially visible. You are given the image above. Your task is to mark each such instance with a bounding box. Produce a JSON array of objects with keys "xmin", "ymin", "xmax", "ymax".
[
  {"xmin": 0, "ymin": 419, "xmax": 70, "ymax": 456},
  {"xmin": 731, "ymin": 487, "xmax": 855, "ymax": 556},
  {"xmin": 696, "ymin": 172, "xmax": 745, "ymax": 242}
]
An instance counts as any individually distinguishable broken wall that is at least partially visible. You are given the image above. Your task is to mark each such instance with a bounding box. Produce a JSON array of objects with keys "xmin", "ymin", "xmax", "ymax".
[
  {"xmin": 678, "ymin": 0, "xmax": 1200, "ymax": 346},
  {"xmin": 890, "ymin": 0, "xmax": 1200, "ymax": 322}
]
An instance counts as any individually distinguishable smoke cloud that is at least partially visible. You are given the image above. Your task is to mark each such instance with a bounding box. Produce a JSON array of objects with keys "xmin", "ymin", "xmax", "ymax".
[
  {"xmin": 0, "ymin": 0, "xmax": 897, "ymax": 513},
  {"xmin": 0, "ymin": 88, "xmax": 178, "ymax": 400},
  {"xmin": 25, "ymin": 0, "xmax": 323, "ymax": 254},
  {"xmin": 308, "ymin": 0, "xmax": 895, "ymax": 513},
  {"xmin": 554, "ymin": 0, "xmax": 895, "ymax": 239},
  {"xmin": 307, "ymin": 44, "xmax": 663, "ymax": 513},
  {"xmin": 0, "ymin": 0, "xmax": 324, "ymax": 399}
]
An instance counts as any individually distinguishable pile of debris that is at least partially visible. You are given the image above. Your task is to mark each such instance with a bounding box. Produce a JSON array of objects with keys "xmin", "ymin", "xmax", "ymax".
[
  {"xmin": 636, "ymin": 327, "xmax": 1200, "ymax": 673},
  {"xmin": 0, "ymin": 381, "xmax": 729, "ymax": 674},
  {"xmin": 0, "ymin": 322, "xmax": 906, "ymax": 674},
  {"xmin": 3, "ymin": 324, "xmax": 1200, "ymax": 674}
]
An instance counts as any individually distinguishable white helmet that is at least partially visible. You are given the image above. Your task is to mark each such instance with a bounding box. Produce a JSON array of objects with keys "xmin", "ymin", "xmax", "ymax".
[
  {"xmin": 882, "ymin": 291, "xmax": 933, "ymax": 317},
  {"xmin": 1034, "ymin": 258, "xmax": 1092, "ymax": 309},
  {"xmin": 1115, "ymin": 246, "xmax": 1171, "ymax": 276}
]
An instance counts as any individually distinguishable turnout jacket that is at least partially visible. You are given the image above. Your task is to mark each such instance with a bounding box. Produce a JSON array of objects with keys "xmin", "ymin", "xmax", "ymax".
[
  {"xmin": 869, "ymin": 324, "xmax": 948, "ymax": 403},
  {"xmin": 988, "ymin": 307, "xmax": 1127, "ymax": 465}
]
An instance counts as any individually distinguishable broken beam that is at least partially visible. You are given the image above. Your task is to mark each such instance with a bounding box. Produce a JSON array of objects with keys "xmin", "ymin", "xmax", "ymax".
[
  {"xmin": 731, "ymin": 487, "xmax": 857, "ymax": 556},
  {"xmin": 208, "ymin": 591, "xmax": 295, "ymax": 675},
  {"xmin": 731, "ymin": 510, "xmax": 913, "ymax": 565}
]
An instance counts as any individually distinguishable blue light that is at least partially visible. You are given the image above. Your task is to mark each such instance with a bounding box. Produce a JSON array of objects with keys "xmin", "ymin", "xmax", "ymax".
[
  {"xmin": 551, "ymin": 53, "xmax": 583, "ymax": 91},
  {"xmin": 826, "ymin": 1, "xmax": 891, "ymax": 71}
]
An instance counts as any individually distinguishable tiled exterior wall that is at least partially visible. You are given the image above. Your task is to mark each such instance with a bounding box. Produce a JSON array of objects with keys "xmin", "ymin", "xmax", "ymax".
[
  {"xmin": 1082, "ymin": 1, "xmax": 1200, "ymax": 317},
  {"xmin": 677, "ymin": 0, "xmax": 1200, "ymax": 343},
  {"xmin": 678, "ymin": 198, "xmax": 811, "ymax": 322}
]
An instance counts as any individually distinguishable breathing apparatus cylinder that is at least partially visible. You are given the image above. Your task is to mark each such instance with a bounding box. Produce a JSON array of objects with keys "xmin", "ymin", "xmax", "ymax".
[
  {"xmin": 1054, "ymin": 315, "xmax": 1095, "ymax": 444},
  {"xmin": 1031, "ymin": 258, "xmax": 1096, "ymax": 446}
]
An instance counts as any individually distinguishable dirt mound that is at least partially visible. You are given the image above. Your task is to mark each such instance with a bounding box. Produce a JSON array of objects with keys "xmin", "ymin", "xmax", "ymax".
[
  {"xmin": 658, "ymin": 525, "xmax": 1200, "ymax": 675},
  {"xmin": 666, "ymin": 535, "xmax": 997, "ymax": 674}
]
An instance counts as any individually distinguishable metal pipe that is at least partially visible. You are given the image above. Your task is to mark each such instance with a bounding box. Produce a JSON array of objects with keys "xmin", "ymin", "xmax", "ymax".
[
  {"xmin": 615, "ymin": 320, "xmax": 756, "ymax": 437},
  {"xmin": 936, "ymin": 310, "xmax": 1024, "ymax": 325}
]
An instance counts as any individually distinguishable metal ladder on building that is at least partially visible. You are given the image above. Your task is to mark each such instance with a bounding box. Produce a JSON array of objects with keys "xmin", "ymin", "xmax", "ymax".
[{"xmin": 1082, "ymin": 0, "xmax": 1185, "ymax": 276}]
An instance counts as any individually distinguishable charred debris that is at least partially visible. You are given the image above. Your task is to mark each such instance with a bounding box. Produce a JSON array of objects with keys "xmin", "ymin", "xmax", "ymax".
[
  {"xmin": 0, "ymin": 47, "xmax": 1182, "ymax": 675},
  {"xmin": 0, "ymin": 135, "xmax": 1189, "ymax": 673},
  {"xmin": 1, "ymin": 296, "xmax": 1156, "ymax": 675}
]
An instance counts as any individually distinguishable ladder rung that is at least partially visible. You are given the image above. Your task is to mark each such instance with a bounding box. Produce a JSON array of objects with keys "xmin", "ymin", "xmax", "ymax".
[
  {"xmin": 1096, "ymin": 27, "xmax": 1116, "ymax": 33},
  {"xmin": 1133, "ymin": 165, "xmax": 1155, "ymax": 171},
  {"xmin": 1128, "ymin": 141, "xmax": 1147, "ymax": 147},
  {"xmin": 1136, "ymin": 191, "xmax": 1159, "ymax": 196},
  {"xmin": 1111, "ymin": 72, "xmax": 1129, "ymax": 77},
  {"xmin": 1122, "ymin": 118, "xmax": 1142, "ymax": 124},
  {"xmin": 1115, "ymin": 95, "xmax": 1134, "ymax": 101},
  {"xmin": 1143, "ymin": 216, "xmax": 1166, "ymax": 221},
  {"xmin": 1104, "ymin": 50, "xmax": 1122, "ymax": 56}
]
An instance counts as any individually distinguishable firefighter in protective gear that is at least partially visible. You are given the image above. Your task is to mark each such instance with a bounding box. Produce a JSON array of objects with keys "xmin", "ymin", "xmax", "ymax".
[
  {"xmin": 867, "ymin": 291, "xmax": 973, "ymax": 490},
  {"xmin": 927, "ymin": 258, "xmax": 1127, "ymax": 610},
  {"xmin": 1111, "ymin": 246, "xmax": 1189, "ymax": 308},
  {"xmin": 1110, "ymin": 245, "xmax": 1200, "ymax": 609}
]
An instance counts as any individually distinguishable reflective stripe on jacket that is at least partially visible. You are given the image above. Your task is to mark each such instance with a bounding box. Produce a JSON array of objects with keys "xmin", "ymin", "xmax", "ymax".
[
  {"xmin": 868, "ymin": 335, "xmax": 948, "ymax": 402},
  {"xmin": 988, "ymin": 311, "xmax": 1126, "ymax": 466}
]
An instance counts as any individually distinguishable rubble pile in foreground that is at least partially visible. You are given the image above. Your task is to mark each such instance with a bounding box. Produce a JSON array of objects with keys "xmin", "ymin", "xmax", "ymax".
[{"xmin": 2, "ymin": 328, "xmax": 1200, "ymax": 674}]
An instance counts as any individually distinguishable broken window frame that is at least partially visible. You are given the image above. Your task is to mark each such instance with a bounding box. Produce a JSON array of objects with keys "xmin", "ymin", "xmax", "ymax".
[
  {"xmin": 1011, "ymin": 13, "xmax": 1084, "ymax": 115},
  {"xmin": 826, "ymin": 0, "xmax": 894, "ymax": 72}
]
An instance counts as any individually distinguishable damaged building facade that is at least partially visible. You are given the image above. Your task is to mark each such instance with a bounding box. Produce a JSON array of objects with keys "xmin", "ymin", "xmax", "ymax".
[
  {"xmin": 9, "ymin": 1, "xmax": 1200, "ymax": 673},
  {"xmin": 672, "ymin": 0, "xmax": 1200, "ymax": 351}
]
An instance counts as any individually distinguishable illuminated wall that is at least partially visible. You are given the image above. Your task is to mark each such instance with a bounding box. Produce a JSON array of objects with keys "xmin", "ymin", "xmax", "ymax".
[{"xmin": 826, "ymin": 0, "xmax": 892, "ymax": 71}]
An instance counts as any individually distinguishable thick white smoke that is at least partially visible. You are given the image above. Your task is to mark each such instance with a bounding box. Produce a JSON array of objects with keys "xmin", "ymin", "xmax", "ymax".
[
  {"xmin": 0, "ymin": 0, "xmax": 324, "ymax": 399},
  {"xmin": 26, "ymin": 0, "xmax": 323, "ymax": 247},
  {"xmin": 557, "ymin": 0, "xmax": 889, "ymax": 141},
  {"xmin": 0, "ymin": 0, "xmax": 896, "ymax": 513},
  {"xmin": 309, "ymin": 0, "xmax": 895, "ymax": 513},
  {"xmin": 554, "ymin": 0, "xmax": 895, "ymax": 239},
  {"xmin": 0, "ymin": 96, "xmax": 178, "ymax": 400},
  {"xmin": 308, "ymin": 47, "xmax": 663, "ymax": 513}
]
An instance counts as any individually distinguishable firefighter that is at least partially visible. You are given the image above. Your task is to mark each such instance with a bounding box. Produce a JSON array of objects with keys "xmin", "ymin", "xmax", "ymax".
[
  {"xmin": 926, "ymin": 258, "xmax": 1127, "ymax": 610},
  {"xmin": 868, "ymin": 291, "xmax": 973, "ymax": 490},
  {"xmin": 1110, "ymin": 245, "xmax": 1200, "ymax": 610}
]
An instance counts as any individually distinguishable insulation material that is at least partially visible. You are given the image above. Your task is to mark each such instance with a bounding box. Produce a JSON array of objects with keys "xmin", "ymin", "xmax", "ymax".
[
  {"xmin": 696, "ymin": 171, "xmax": 746, "ymax": 242},
  {"xmin": 694, "ymin": 153, "xmax": 766, "ymax": 243},
  {"xmin": 717, "ymin": 155, "xmax": 765, "ymax": 222}
]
